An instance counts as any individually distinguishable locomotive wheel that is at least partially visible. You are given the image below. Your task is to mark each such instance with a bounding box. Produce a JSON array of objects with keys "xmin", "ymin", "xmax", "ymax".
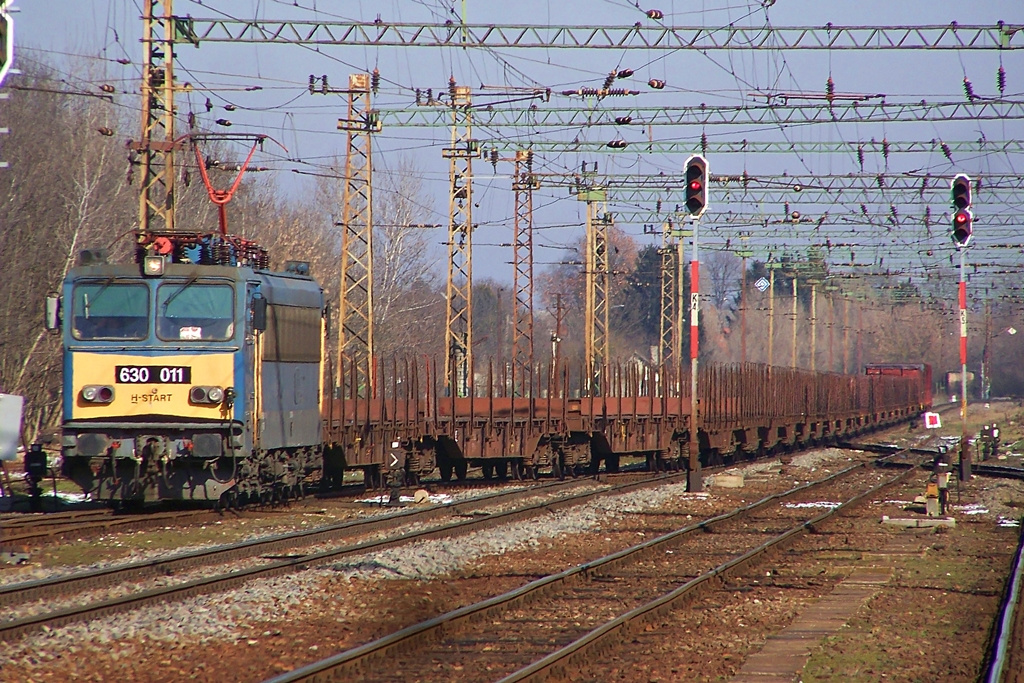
[
  {"xmin": 496, "ymin": 460, "xmax": 509, "ymax": 480},
  {"xmin": 482, "ymin": 462, "xmax": 495, "ymax": 480},
  {"xmin": 454, "ymin": 459, "xmax": 468, "ymax": 481},
  {"xmin": 439, "ymin": 461, "xmax": 453, "ymax": 482}
]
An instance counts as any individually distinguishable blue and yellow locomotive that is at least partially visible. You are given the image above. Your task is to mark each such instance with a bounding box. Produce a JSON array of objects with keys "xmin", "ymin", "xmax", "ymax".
[{"xmin": 52, "ymin": 239, "xmax": 326, "ymax": 506}]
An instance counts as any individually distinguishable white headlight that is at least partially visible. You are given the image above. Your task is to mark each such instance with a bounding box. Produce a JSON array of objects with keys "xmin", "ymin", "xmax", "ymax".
[
  {"xmin": 207, "ymin": 387, "xmax": 225, "ymax": 403},
  {"xmin": 82, "ymin": 386, "xmax": 98, "ymax": 401}
]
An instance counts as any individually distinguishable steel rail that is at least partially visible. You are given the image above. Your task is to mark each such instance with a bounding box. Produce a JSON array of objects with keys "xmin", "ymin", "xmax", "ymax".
[
  {"xmin": 984, "ymin": 519, "xmax": 1024, "ymax": 683},
  {"xmin": 0, "ymin": 472, "xmax": 688, "ymax": 639},
  {"xmin": 0, "ymin": 509, "xmax": 225, "ymax": 548},
  {"xmin": 0, "ymin": 478, "xmax": 589, "ymax": 609},
  {"xmin": 263, "ymin": 455, "xmax": 910, "ymax": 682}
]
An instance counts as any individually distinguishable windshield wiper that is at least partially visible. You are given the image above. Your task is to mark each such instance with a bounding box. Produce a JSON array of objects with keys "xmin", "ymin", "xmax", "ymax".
[
  {"xmin": 161, "ymin": 275, "xmax": 200, "ymax": 311},
  {"xmin": 83, "ymin": 276, "xmax": 117, "ymax": 319}
]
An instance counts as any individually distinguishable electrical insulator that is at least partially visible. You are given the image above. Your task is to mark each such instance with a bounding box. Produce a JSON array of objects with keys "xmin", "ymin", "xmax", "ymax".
[
  {"xmin": 603, "ymin": 71, "xmax": 616, "ymax": 91},
  {"xmin": 791, "ymin": 211, "xmax": 800, "ymax": 223},
  {"xmin": 963, "ymin": 77, "xmax": 975, "ymax": 101},
  {"xmin": 448, "ymin": 76, "xmax": 457, "ymax": 100},
  {"xmin": 224, "ymin": 104, "xmax": 236, "ymax": 111},
  {"xmin": 321, "ymin": 75, "xmax": 328, "ymax": 93},
  {"xmin": 648, "ymin": 79, "xmax": 665, "ymax": 89},
  {"xmin": 881, "ymin": 138, "xmax": 889, "ymax": 162},
  {"xmin": 371, "ymin": 68, "xmax": 380, "ymax": 94},
  {"xmin": 825, "ymin": 76, "xmax": 835, "ymax": 102},
  {"xmin": 187, "ymin": 112, "xmax": 196, "ymax": 128},
  {"xmin": 99, "ymin": 84, "xmax": 115, "ymax": 94},
  {"xmin": 700, "ymin": 132, "xmax": 708, "ymax": 156},
  {"xmin": 876, "ymin": 174, "xmax": 885, "ymax": 189},
  {"xmin": 997, "ymin": 65, "xmax": 1007, "ymax": 95},
  {"xmin": 426, "ymin": 88, "xmax": 433, "ymax": 103},
  {"xmin": 215, "ymin": 119, "xmax": 232, "ymax": 127},
  {"xmin": 857, "ymin": 145, "xmax": 865, "ymax": 172},
  {"xmin": 941, "ymin": 142, "xmax": 953, "ymax": 161},
  {"xmin": 606, "ymin": 139, "xmax": 628, "ymax": 149},
  {"xmin": 646, "ymin": 9, "xmax": 664, "ymax": 19},
  {"xmin": 415, "ymin": 88, "xmax": 422, "ymax": 105},
  {"xmin": 97, "ymin": 127, "xmax": 114, "ymax": 136},
  {"xmin": 617, "ymin": 69, "xmax": 634, "ymax": 78},
  {"xmin": 205, "ymin": 98, "xmax": 213, "ymax": 112},
  {"xmin": 615, "ymin": 116, "xmax": 633, "ymax": 125},
  {"xmin": 308, "ymin": 75, "xmax": 315, "ymax": 94}
]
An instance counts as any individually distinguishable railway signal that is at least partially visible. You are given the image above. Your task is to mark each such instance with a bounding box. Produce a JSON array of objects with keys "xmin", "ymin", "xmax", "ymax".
[
  {"xmin": 950, "ymin": 173, "xmax": 972, "ymax": 210},
  {"xmin": 683, "ymin": 154, "xmax": 709, "ymax": 218},
  {"xmin": 950, "ymin": 173, "xmax": 973, "ymax": 248},
  {"xmin": 951, "ymin": 208, "xmax": 973, "ymax": 247}
]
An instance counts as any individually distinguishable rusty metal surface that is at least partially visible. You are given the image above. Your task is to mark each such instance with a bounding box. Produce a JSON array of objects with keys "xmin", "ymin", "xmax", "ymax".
[{"xmin": 324, "ymin": 358, "xmax": 930, "ymax": 467}]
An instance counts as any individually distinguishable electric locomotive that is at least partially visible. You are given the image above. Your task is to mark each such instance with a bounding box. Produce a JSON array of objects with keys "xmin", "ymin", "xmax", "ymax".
[{"xmin": 50, "ymin": 236, "xmax": 326, "ymax": 506}]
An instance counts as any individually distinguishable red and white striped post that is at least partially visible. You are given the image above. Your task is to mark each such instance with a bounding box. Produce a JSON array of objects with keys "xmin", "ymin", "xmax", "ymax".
[
  {"xmin": 682, "ymin": 154, "xmax": 708, "ymax": 493},
  {"xmin": 959, "ymin": 247, "xmax": 971, "ymax": 480},
  {"xmin": 689, "ymin": 224, "xmax": 702, "ymax": 491}
]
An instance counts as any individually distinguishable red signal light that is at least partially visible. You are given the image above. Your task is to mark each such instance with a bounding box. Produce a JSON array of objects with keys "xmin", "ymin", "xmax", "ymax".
[
  {"xmin": 954, "ymin": 212, "xmax": 967, "ymax": 224},
  {"xmin": 689, "ymin": 180, "xmax": 702, "ymax": 191}
]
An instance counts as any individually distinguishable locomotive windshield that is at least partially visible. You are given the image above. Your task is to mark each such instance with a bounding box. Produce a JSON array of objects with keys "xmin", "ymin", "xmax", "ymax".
[
  {"xmin": 157, "ymin": 282, "xmax": 235, "ymax": 341},
  {"xmin": 72, "ymin": 281, "xmax": 149, "ymax": 340}
]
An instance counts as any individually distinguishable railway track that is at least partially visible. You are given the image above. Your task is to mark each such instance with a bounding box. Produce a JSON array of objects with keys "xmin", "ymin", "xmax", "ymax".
[
  {"xmin": 984, "ymin": 520, "xmax": 1024, "ymax": 683},
  {"xmin": 0, "ymin": 469, "xmax": 633, "ymax": 549},
  {"xmin": 263, "ymin": 451, "xmax": 921, "ymax": 682},
  {"xmin": 0, "ymin": 470, "xmax": 687, "ymax": 640}
]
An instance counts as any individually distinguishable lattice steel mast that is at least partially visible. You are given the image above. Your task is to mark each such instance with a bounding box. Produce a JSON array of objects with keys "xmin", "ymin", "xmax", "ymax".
[
  {"xmin": 574, "ymin": 173, "xmax": 611, "ymax": 388},
  {"xmin": 443, "ymin": 81, "xmax": 479, "ymax": 397},
  {"xmin": 136, "ymin": 0, "xmax": 180, "ymax": 239},
  {"xmin": 336, "ymin": 73, "xmax": 379, "ymax": 397},
  {"xmin": 511, "ymin": 150, "xmax": 537, "ymax": 396}
]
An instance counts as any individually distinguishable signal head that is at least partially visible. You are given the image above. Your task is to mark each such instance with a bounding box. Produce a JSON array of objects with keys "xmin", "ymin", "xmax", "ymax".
[
  {"xmin": 950, "ymin": 174, "xmax": 972, "ymax": 210},
  {"xmin": 951, "ymin": 208, "xmax": 973, "ymax": 247},
  {"xmin": 683, "ymin": 155, "xmax": 709, "ymax": 218}
]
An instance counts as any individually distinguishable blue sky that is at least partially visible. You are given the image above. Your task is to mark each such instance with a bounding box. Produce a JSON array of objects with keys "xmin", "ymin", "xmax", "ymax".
[{"xmin": 8, "ymin": 1, "xmax": 1024, "ymax": 291}]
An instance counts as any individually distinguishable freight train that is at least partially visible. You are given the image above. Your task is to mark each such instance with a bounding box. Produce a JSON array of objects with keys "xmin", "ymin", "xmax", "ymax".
[{"xmin": 48, "ymin": 241, "xmax": 932, "ymax": 506}]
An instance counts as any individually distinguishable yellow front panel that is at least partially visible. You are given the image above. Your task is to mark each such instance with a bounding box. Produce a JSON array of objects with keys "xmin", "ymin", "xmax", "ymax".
[{"xmin": 70, "ymin": 352, "xmax": 234, "ymax": 420}]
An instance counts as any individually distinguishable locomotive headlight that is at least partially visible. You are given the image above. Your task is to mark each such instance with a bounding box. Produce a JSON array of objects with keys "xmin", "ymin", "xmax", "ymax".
[
  {"xmin": 143, "ymin": 254, "xmax": 166, "ymax": 277},
  {"xmin": 189, "ymin": 386, "xmax": 224, "ymax": 405},
  {"xmin": 82, "ymin": 385, "xmax": 114, "ymax": 403}
]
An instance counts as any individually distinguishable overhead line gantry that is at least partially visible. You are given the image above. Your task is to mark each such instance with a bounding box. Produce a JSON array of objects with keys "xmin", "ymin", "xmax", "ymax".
[
  {"xmin": 178, "ymin": 20, "xmax": 1023, "ymax": 51},
  {"xmin": 374, "ymin": 100, "xmax": 1024, "ymax": 128}
]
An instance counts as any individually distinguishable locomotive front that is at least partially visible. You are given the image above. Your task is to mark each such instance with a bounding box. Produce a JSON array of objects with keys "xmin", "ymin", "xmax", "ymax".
[{"xmin": 58, "ymin": 259, "xmax": 253, "ymax": 503}]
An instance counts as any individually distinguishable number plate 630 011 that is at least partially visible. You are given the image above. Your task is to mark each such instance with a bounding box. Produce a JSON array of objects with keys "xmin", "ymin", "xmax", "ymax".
[{"xmin": 115, "ymin": 366, "xmax": 192, "ymax": 384}]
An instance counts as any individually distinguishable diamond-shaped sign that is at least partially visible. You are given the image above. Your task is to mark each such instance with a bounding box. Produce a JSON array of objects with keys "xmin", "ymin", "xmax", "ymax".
[{"xmin": 754, "ymin": 277, "xmax": 770, "ymax": 292}]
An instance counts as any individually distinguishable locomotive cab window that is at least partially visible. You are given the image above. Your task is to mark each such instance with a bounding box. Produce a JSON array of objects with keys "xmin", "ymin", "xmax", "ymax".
[
  {"xmin": 157, "ymin": 282, "xmax": 235, "ymax": 341},
  {"xmin": 72, "ymin": 281, "xmax": 149, "ymax": 340}
]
